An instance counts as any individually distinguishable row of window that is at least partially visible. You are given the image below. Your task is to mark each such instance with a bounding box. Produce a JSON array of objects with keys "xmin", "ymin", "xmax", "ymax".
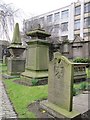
[
  {"xmin": 25, "ymin": 16, "xmax": 90, "ymax": 33},
  {"xmin": 75, "ymin": 17, "xmax": 90, "ymax": 30},
  {"xmin": 75, "ymin": 2, "xmax": 90, "ymax": 15},
  {"xmin": 47, "ymin": 16, "xmax": 90, "ymax": 34},
  {"xmin": 25, "ymin": 2, "xmax": 90, "ymax": 33},
  {"xmin": 43, "ymin": 9, "xmax": 69, "ymax": 23},
  {"xmin": 61, "ymin": 32, "xmax": 90, "ymax": 41},
  {"xmin": 40, "ymin": 2, "xmax": 90, "ymax": 23}
]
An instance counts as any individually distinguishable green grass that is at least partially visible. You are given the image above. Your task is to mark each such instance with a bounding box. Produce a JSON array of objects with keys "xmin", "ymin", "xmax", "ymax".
[
  {"xmin": 74, "ymin": 81, "xmax": 89, "ymax": 89},
  {"xmin": 1, "ymin": 63, "xmax": 90, "ymax": 118},
  {"xmin": 0, "ymin": 63, "xmax": 48, "ymax": 118},
  {"xmin": 73, "ymin": 81, "xmax": 90, "ymax": 96},
  {"xmin": 0, "ymin": 63, "xmax": 7, "ymax": 73},
  {"xmin": 86, "ymin": 68, "xmax": 90, "ymax": 78},
  {"xmin": 3, "ymin": 78, "xmax": 48, "ymax": 118}
]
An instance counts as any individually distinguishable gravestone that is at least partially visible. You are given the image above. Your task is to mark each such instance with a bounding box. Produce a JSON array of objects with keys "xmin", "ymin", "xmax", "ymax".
[
  {"xmin": 41, "ymin": 52, "xmax": 81, "ymax": 119},
  {"xmin": 7, "ymin": 23, "xmax": 26, "ymax": 76},
  {"xmin": 21, "ymin": 26, "xmax": 50, "ymax": 84}
]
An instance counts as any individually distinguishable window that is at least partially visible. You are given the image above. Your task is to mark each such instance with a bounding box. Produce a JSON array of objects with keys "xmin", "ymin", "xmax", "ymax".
[
  {"xmin": 84, "ymin": 17, "xmax": 90, "ymax": 28},
  {"xmin": 61, "ymin": 10, "xmax": 68, "ymax": 19},
  {"xmin": 74, "ymin": 20, "xmax": 80, "ymax": 30},
  {"xmin": 47, "ymin": 14, "xmax": 53, "ymax": 23},
  {"xmin": 54, "ymin": 12, "xmax": 60, "ymax": 22},
  {"xmin": 53, "ymin": 25, "xmax": 59, "ymax": 36},
  {"xmin": 61, "ymin": 36, "xmax": 68, "ymax": 41},
  {"xmin": 39, "ymin": 17, "xmax": 44, "ymax": 23},
  {"xmin": 39, "ymin": 17, "xmax": 45, "ymax": 27},
  {"xmin": 75, "ymin": 6, "xmax": 81, "ymax": 15},
  {"xmin": 47, "ymin": 26, "xmax": 52, "ymax": 33},
  {"xmin": 83, "ymin": 33, "xmax": 89, "ymax": 37},
  {"xmin": 33, "ymin": 19, "xmax": 38, "ymax": 24},
  {"xmin": 61, "ymin": 22, "xmax": 68, "ymax": 32},
  {"xmin": 25, "ymin": 21, "xmax": 30, "ymax": 31},
  {"xmin": 84, "ymin": 2, "xmax": 90, "ymax": 13}
]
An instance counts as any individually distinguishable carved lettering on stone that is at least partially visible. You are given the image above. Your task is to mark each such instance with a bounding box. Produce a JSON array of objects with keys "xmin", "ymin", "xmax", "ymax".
[{"xmin": 54, "ymin": 59, "xmax": 64, "ymax": 81}]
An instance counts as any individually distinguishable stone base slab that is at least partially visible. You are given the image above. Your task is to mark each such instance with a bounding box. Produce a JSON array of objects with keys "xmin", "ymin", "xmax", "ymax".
[
  {"xmin": 40, "ymin": 100, "xmax": 81, "ymax": 119},
  {"xmin": 21, "ymin": 69, "xmax": 48, "ymax": 79},
  {"xmin": 2, "ymin": 73, "xmax": 20, "ymax": 79}
]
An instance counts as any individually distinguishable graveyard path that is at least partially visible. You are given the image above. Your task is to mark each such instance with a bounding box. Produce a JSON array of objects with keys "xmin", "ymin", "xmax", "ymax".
[{"xmin": 0, "ymin": 74, "xmax": 18, "ymax": 119}]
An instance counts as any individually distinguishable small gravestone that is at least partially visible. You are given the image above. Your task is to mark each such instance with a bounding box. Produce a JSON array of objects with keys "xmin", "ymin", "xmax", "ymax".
[
  {"xmin": 21, "ymin": 25, "xmax": 50, "ymax": 84},
  {"xmin": 7, "ymin": 23, "xmax": 26, "ymax": 76},
  {"xmin": 41, "ymin": 52, "xmax": 81, "ymax": 119}
]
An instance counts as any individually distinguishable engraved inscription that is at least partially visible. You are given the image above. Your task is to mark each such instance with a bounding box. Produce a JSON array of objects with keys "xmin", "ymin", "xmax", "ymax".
[{"xmin": 54, "ymin": 59, "xmax": 64, "ymax": 80}]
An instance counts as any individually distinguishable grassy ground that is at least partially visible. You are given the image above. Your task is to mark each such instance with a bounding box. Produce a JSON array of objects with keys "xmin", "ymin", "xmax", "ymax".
[
  {"xmin": 0, "ymin": 63, "xmax": 7, "ymax": 73},
  {"xmin": 86, "ymin": 68, "xmax": 90, "ymax": 78},
  {"xmin": 0, "ymin": 63, "xmax": 48, "ymax": 118},
  {"xmin": 1, "ymin": 63, "xmax": 90, "ymax": 118},
  {"xmin": 3, "ymin": 78, "xmax": 48, "ymax": 118}
]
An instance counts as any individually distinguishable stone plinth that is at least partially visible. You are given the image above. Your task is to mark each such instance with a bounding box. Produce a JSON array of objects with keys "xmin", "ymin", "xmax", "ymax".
[
  {"xmin": 21, "ymin": 40, "xmax": 49, "ymax": 80},
  {"xmin": 7, "ymin": 23, "xmax": 26, "ymax": 76},
  {"xmin": 7, "ymin": 57, "xmax": 25, "ymax": 75},
  {"xmin": 41, "ymin": 52, "xmax": 81, "ymax": 119},
  {"xmin": 21, "ymin": 27, "xmax": 50, "ymax": 82}
]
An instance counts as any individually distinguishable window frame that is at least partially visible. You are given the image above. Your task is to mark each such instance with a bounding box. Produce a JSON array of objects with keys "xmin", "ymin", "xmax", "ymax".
[
  {"xmin": 84, "ymin": 2, "xmax": 90, "ymax": 13},
  {"xmin": 54, "ymin": 12, "xmax": 60, "ymax": 22},
  {"xmin": 75, "ymin": 6, "xmax": 81, "ymax": 15},
  {"xmin": 61, "ymin": 9, "xmax": 69, "ymax": 19},
  {"xmin": 61, "ymin": 22, "xmax": 68, "ymax": 32},
  {"xmin": 84, "ymin": 17, "xmax": 90, "ymax": 28},
  {"xmin": 47, "ymin": 14, "xmax": 53, "ymax": 23},
  {"xmin": 74, "ymin": 19, "xmax": 80, "ymax": 30}
]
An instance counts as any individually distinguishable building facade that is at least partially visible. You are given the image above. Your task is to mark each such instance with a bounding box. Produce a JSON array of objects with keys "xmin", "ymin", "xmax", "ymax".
[{"xmin": 23, "ymin": 0, "xmax": 90, "ymax": 59}]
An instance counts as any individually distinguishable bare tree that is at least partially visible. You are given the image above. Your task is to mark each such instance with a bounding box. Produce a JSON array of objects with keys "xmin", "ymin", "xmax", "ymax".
[
  {"xmin": 0, "ymin": 0, "xmax": 20, "ymax": 41},
  {"xmin": 23, "ymin": 17, "xmax": 62, "ymax": 44}
]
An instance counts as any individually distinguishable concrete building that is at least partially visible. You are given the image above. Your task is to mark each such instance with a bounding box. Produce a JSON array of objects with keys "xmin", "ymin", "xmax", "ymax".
[{"xmin": 23, "ymin": 0, "xmax": 90, "ymax": 59}]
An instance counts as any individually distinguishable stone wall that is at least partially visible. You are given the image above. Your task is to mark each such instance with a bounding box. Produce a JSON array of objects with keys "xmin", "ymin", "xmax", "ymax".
[{"xmin": 50, "ymin": 41, "xmax": 90, "ymax": 59}]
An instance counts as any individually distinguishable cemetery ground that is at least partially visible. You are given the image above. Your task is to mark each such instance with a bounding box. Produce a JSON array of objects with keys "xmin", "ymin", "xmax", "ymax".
[{"xmin": 0, "ymin": 63, "xmax": 90, "ymax": 119}]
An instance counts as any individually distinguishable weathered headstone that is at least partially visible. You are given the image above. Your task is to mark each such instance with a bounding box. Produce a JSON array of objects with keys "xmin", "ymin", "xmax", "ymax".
[
  {"xmin": 7, "ymin": 23, "xmax": 26, "ymax": 76},
  {"xmin": 41, "ymin": 52, "xmax": 81, "ymax": 119},
  {"xmin": 21, "ymin": 26, "xmax": 50, "ymax": 84}
]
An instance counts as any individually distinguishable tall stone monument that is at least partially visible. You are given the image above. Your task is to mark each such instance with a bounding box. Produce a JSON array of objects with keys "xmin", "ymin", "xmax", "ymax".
[
  {"xmin": 21, "ymin": 26, "xmax": 50, "ymax": 83},
  {"xmin": 7, "ymin": 23, "xmax": 26, "ymax": 75},
  {"xmin": 41, "ymin": 52, "xmax": 81, "ymax": 119}
]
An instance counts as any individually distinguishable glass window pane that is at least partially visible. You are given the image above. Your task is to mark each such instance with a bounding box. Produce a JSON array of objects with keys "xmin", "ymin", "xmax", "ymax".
[
  {"xmin": 47, "ymin": 14, "xmax": 53, "ymax": 23},
  {"xmin": 84, "ymin": 2, "xmax": 90, "ymax": 13},
  {"xmin": 54, "ymin": 12, "xmax": 60, "ymax": 22},
  {"xmin": 61, "ymin": 22, "xmax": 68, "ymax": 32},
  {"xmin": 74, "ymin": 20, "xmax": 80, "ymax": 30},
  {"xmin": 84, "ymin": 17, "xmax": 90, "ymax": 28},
  {"xmin": 61, "ymin": 10, "xmax": 69, "ymax": 19},
  {"xmin": 75, "ymin": 6, "xmax": 81, "ymax": 15}
]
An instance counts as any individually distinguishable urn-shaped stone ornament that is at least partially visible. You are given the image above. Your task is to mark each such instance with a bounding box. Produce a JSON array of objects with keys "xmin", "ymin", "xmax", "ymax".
[{"xmin": 8, "ymin": 23, "xmax": 25, "ymax": 57}]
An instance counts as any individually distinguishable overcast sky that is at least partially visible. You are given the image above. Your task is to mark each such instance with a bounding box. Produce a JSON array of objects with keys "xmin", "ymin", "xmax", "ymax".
[
  {"xmin": 2, "ymin": 0, "xmax": 78, "ymax": 40},
  {"xmin": 3, "ymin": 0, "xmax": 78, "ymax": 18}
]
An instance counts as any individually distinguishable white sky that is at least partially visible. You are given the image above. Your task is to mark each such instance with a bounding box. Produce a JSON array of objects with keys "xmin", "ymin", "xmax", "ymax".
[
  {"xmin": 3, "ymin": 0, "xmax": 78, "ymax": 18},
  {"xmin": 2, "ymin": 0, "xmax": 78, "ymax": 40}
]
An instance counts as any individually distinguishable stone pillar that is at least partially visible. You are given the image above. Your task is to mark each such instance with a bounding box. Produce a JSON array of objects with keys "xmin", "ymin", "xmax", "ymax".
[
  {"xmin": 21, "ymin": 27, "xmax": 51, "ymax": 84},
  {"xmin": 7, "ymin": 23, "xmax": 26, "ymax": 76}
]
